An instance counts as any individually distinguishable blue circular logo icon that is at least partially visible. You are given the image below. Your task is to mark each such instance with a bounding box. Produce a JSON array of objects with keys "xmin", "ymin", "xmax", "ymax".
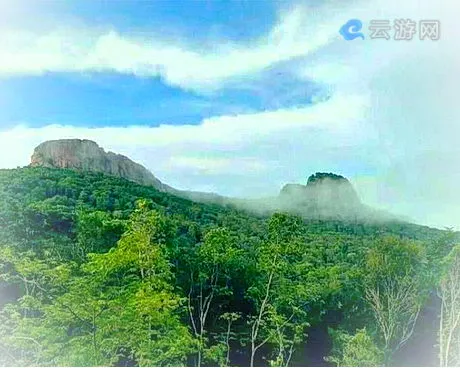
[{"xmin": 340, "ymin": 19, "xmax": 365, "ymax": 40}]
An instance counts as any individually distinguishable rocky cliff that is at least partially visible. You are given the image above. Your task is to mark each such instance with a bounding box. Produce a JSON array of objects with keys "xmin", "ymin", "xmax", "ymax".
[
  {"xmin": 30, "ymin": 139, "xmax": 226, "ymax": 202},
  {"xmin": 277, "ymin": 172, "xmax": 363, "ymax": 219},
  {"xmin": 30, "ymin": 139, "xmax": 168, "ymax": 190},
  {"xmin": 30, "ymin": 139, "xmax": 385, "ymax": 221}
]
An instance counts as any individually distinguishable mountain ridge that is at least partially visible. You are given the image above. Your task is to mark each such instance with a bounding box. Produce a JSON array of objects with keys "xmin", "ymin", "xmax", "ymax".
[
  {"xmin": 30, "ymin": 139, "xmax": 228, "ymax": 203},
  {"xmin": 30, "ymin": 139, "xmax": 391, "ymax": 221}
]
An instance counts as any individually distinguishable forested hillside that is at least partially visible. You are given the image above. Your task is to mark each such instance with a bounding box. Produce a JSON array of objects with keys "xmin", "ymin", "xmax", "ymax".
[{"xmin": 0, "ymin": 167, "xmax": 458, "ymax": 366}]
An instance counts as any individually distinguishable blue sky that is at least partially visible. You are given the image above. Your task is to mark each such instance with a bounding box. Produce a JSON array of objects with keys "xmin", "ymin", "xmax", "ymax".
[
  {"xmin": 53, "ymin": 0, "xmax": 277, "ymax": 38},
  {"xmin": 0, "ymin": 0, "xmax": 275, "ymax": 128},
  {"xmin": 0, "ymin": 68, "xmax": 323, "ymax": 128},
  {"xmin": 0, "ymin": 0, "xmax": 323, "ymax": 129},
  {"xmin": 0, "ymin": 0, "xmax": 459, "ymax": 229}
]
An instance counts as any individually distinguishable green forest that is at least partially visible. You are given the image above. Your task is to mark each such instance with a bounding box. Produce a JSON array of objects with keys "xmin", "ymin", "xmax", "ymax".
[{"xmin": 0, "ymin": 167, "xmax": 459, "ymax": 366}]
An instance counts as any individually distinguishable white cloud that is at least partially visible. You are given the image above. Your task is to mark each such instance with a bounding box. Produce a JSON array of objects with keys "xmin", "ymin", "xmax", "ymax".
[
  {"xmin": 0, "ymin": 18, "xmax": 305, "ymax": 91},
  {"xmin": 1, "ymin": 0, "xmax": 460, "ymax": 231},
  {"xmin": 0, "ymin": 2, "xmax": 368, "ymax": 92},
  {"xmin": 282, "ymin": 0, "xmax": 460, "ymax": 230},
  {"xmin": 0, "ymin": 92, "xmax": 369, "ymax": 168},
  {"xmin": 166, "ymin": 156, "xmax": 269, "ymax": 176}
]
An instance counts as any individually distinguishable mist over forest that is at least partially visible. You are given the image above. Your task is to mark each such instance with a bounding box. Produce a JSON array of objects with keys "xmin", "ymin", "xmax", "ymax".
[
  {"xmin": 1, "ymin": 0, "xmax": 460, "ymax": 366},
  {"xmin": 0, "ymin": 164, "xmax": 459, "ymax": 366}
]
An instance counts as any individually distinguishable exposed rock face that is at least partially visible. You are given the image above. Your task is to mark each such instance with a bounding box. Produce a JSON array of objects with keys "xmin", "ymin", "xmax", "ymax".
[
  {"xmin": 29, "ymin": 140, "xmax": 385, "ymax": 221},
  {"xmin": 30, "ymin": 139, "xmax": 167, "ymax": 190},
  {"xmin": 304, "ymin": 172, "xmax": 361, "ymax": 207},
  {"xmin": 278, "ymin": 172, "xmax": 362, "ymax": 219},
  {"xmin": 279, "ymin": 184, "xmax": 307, "ymax": 197},
  {"xmin": 29, "ymin": 139, "xmax": 228, "ymax": 203}
]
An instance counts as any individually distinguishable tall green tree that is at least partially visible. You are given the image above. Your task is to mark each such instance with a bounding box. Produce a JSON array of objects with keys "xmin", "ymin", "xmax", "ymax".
[
  {"xmin": 186, "ymin": 227, "xmax": 241, "ymax": 366},
  {"xmin": 83, "ymin": 199, "xmax": 194, "ymax": 366},
  {"xmin": 438, "ymin": 245, "xmax": 460, "ymax": 367},
  {"xmin": 364, "ymin": 236, "xmax": 428, "ymax": 364},
  {"xmin": 248, "ymin": 213, "xmax": 341, "ymax": 366},
  {"xmin": 326, "ymin": 328, "xmax": 384, "ymax": 366},
  {"xmin": 1, "ymin": 200, "xmax": 194, "ymax": 366}
]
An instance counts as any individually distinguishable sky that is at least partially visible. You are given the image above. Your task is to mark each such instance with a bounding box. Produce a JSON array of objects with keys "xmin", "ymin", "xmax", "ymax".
[{"xmin": 0, "ymin": 0, "xmax": 459, "ymax": 230}]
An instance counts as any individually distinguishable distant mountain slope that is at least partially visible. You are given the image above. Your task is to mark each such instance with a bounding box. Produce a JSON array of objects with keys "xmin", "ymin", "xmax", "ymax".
[
  {"xmin": 279, "ymin": 172, "xmax": 361, "ymax": 215},
  {"xmin": 30, "ymin": 139, "xmax": 228, "ymax": 203},
  {"xmin": 26, "ymin": 139, "xmax": 410, "ymax": 222},
  {"xmin": 1, "ymin": 143, "xmax": 457, "ymax": 368},
  {"xmin": 31, "ymin": 139, "xmax": 168, "ymax": 189},
  {"xmin": 0, "ymin": 166, "xmax": 449, "ymax": 244},
  {"xmin": 1, "ymin": 167, "xmax": 456, "ymax": 367}
]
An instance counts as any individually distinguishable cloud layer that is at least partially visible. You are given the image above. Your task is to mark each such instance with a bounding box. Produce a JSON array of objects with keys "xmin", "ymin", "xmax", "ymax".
[
  {"xmin": 0, "ymin": 92, "xmax": 370, "ymax": 187},
  {"xmin": 0, "ymin": 0, "xmax": 459, "ymax": 230}
]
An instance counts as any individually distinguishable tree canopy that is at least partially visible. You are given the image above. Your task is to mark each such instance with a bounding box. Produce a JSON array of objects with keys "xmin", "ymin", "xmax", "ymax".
[{"xmin": 0, "ymin": 167, "xmax": 458, "ymax": 366}]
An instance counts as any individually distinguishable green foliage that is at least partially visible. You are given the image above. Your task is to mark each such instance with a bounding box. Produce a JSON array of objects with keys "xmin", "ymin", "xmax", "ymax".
[
  {"xmin": 0, "ymin": 167, "xmax": 457, "ymax": 366},
  {"xmin": 74, "ymin": 208, "xmax": 124, "ymax": 260},
  {"xmin": 438, "ymin": 244, "xmax": 460, "ymax": 367},
  {"xmin": 0, "ymin": 200, "xmax": 194, "ymax": 366},
  {"xmin": 364, "ymin": 236, "xmax": 429, "ymax": 364},
  {"xmin": 246, "ymin": 213, "xmax": 347, "ymax": 366},
  {"xmin": 327, "ymin": 328, "xmax": 384, "ymax": 366}
]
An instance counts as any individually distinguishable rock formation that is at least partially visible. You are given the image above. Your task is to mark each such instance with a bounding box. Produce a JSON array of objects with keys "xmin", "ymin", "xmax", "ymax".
[
  {"xmin": 277, "ymin": 172, "xmax": 363, "ymax": 219},
  {"xmin": 30, "ymin": 139, "xmax": 168, "ymax": 190},
  {"xmin": 30, "ymin": 139, "xmax": 388, "ymax": 221},
  {"xmin": 29, "ymin": 139, "xmax": 226, "ymax": 203}
]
